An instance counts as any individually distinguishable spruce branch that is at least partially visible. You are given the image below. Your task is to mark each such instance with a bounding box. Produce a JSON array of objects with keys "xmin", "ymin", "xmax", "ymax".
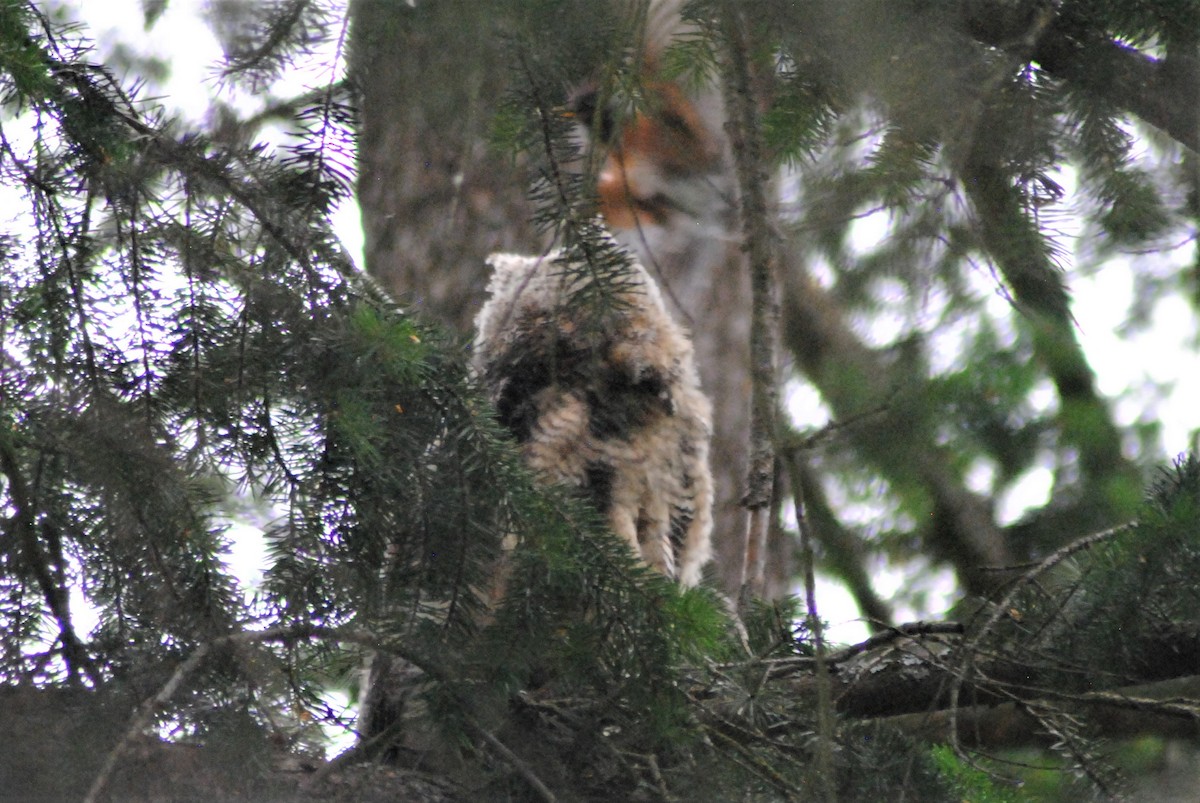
[
  {"xmin": 780, "ymin": 257, "xmax": 1013, "ymax": 595},
  {"xmin": 885, "ymin": 674, "xmax": 1200, "ymax": 748},
  {"xmin": 0, "ymin": 437, "xmax": 100, "ymax": 687},
  {"xmin": 959, "ymin": 151, "xmax": 1138, "ymax": 508},
  {"xmin": 82, "ymin": 623, "xmax": 442, "ymax": 803},
  {"xmin": 723, "ymin": 612, "xmax": 1200, "ymax": 730},
  {"xmin": 949, "ymin": 522, "xmax": 1133, "ymax": 755},
  {"xmin": 212, "ymin": 0, "xmax": 334, "ymax": 92},
  {"xmin": 961, "ymin": 2, "xmax": 1200, "ymax": 154},
  {"xmin": 513, "ymin": 43, "xmax": 638, "ymax": 317}
]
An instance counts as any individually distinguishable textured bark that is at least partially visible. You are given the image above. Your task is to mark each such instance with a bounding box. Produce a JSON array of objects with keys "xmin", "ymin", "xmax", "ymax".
[
  {"xmin": 773, "ymin": 629, "xmax": 1200, "ymax": 729},
  {"xmin": 718, "ymin": 1, "xmax": 782, "ymax": 602},
  {"xmin": 349, "ymin": 0, "xmax": 539, "ymax": 330},
  {"xmin": 884, "ymin": 677, "xmax": 1200, "ymax": 749}
]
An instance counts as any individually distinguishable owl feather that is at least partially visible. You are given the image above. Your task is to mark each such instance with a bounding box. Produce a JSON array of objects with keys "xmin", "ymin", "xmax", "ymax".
[{"xmin": 473, "ymin": 246, "xmax": 713, "ymax": 586}]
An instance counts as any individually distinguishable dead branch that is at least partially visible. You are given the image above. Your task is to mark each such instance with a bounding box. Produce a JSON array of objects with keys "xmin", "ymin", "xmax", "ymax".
[
  {"xmin": 83, "ymin": 624, "xmax": 435, "ymax": 803},
  {"xmin": 715, "ymin": 1, "xmax": 782, "ymax": 604},
  {"xmin": 882, "ymin": 674, "xmax": 1200, "ymax": 748}
]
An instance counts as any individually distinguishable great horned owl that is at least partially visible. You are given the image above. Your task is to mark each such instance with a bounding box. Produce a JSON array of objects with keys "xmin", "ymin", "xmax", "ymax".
[{"xmin": 473, "ymin": 245, "xmax": 713, "ymax": 586}]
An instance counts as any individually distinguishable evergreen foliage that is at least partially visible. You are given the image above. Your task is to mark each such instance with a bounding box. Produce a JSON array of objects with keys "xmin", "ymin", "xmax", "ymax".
[
  {"xmin": 1, "ymin": 1, "xmax": 1200, "ymax": 800},
  {"xmin": 987, "ymin": 455, "xmax": 1200, "ymax": 698}
]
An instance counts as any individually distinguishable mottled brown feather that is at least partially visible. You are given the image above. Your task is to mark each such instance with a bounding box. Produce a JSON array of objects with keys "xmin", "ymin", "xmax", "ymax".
[{"xmin": 474, "ymin": 246, "xmax": 714, "ymax": 585}]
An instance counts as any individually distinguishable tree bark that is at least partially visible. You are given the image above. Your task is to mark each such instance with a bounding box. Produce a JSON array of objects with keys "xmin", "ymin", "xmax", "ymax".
[{"xmin": 349, "ymin": 0, "xmax": 539, "ymax": 330}]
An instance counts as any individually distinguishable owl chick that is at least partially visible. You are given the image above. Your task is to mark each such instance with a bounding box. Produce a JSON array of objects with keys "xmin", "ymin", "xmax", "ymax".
[{"xmin": 473, "ymin": 246, "xmax": 713, "ymax": 586}]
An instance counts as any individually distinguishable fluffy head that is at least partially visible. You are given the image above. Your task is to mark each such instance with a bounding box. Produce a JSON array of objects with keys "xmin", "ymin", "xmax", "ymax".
[{"xmin": 473, "ymin": 247, "xmax": 713, "ymax": 585}]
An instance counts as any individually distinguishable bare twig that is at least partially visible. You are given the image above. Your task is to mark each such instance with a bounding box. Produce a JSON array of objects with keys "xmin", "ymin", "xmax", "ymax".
[
  {"xmin": 84, "ymin": 641, "xmax": 215, "ymax": 803},
  {"xmin": 781, "ymin": 403, "xmax": 890, "ymax": 452},
  {"xmin": 704, "ymin": 723, "xmax": 804, "ymax": 801},
  {"xmin": 83, "ymin": 624, "xmax": 430, "ymax": 803},
  {"xmin": 948, "ymin": 522, "xmax": 1132, "ymax": 754},
  {"xmin": 781, "ymin": 446, "xmax": 835, "ymax": 800},
  {"xmin": 644, "ymin": 752, "xmax": 674, "ymax": 802},
  {"xmin": 711, "ymin": 619, "xmax": 964, "ymax": 680},
  {"xmin": 828, "ymin": 621, "xmax": 965, "ymax": 664},
  {"xmin": 468, "ymin": 720, "xmax": 559, "ymax": 803}
]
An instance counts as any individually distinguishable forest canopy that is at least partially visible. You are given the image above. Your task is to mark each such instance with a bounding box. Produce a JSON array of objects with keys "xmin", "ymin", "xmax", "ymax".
[{"xmin": 1, "ymin": 0, "xmax": 1199, "ymax": 800}]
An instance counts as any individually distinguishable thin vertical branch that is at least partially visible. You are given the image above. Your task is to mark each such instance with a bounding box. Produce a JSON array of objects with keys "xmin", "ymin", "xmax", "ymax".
[
  {"xmin": 782, "ymin": 447, "xmax": 836, "ymax": 802},
  {"xmin": 716, "ymin": 5, "xmax": 835, "ymax": 794},
  {"xmin": 715, "ymin": 2, "xmax": 780, "ymax": 605}
]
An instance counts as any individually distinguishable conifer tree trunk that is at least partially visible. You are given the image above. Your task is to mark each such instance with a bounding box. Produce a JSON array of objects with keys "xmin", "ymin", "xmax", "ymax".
[{"xmin": 349, "ymin": 0, "xmax": 538, "ymax": 330}]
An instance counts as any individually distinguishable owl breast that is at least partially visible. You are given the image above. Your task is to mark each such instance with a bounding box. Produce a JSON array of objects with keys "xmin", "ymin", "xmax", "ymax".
[{"xmin": 473, "ymin": 247, "xmax": 714, "ymax": 586}]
